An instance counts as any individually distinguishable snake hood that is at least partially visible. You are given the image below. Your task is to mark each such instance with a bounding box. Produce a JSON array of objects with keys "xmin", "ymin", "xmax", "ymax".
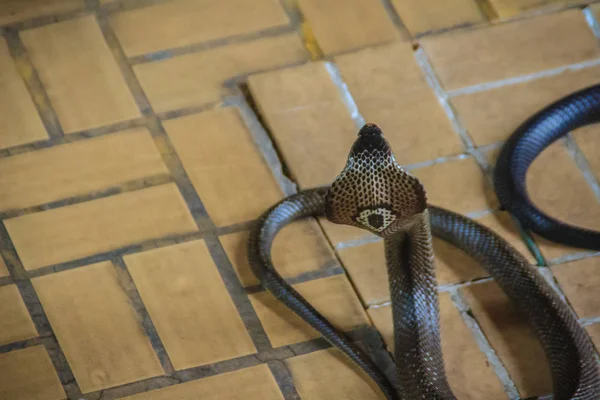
[{"xmin": 324, "ymin": 123, "xmax": 427, "ymax": 238}]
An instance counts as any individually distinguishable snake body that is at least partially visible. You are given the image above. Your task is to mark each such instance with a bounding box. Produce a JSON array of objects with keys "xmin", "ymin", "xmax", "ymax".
[
  {"xmin": 248, "ymin": 89, "xmax": 600, "ymax": 399},
  {"xmin": 494, "ymin": 84, "xmax": 600, "ymax": 250}
]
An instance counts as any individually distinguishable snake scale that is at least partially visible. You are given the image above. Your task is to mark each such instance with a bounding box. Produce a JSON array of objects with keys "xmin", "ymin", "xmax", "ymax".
[{"xmin": 247, "ymin": 84, "xmax": 600, "ymax": 399}]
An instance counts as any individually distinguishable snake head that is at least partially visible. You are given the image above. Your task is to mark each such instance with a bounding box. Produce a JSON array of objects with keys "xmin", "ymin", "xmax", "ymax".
[{"xmin": 324, "ymin": 123, "xmax": 427, "ymax": 237}]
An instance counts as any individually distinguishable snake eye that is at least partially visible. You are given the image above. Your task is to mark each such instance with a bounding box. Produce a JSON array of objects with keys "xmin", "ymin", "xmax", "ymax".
[{"xmin": 355, "ymin": 207, "xmax": 397, "ymax": 233}]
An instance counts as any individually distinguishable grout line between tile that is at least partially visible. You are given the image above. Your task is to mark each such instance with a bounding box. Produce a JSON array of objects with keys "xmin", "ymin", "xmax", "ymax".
[
  {"xmin": 0, "ymin": 275, "xmax": 12, "ymax": 287},
  {"xmin": 204, "ymin": 235, "xmax": 274, "ymax": 353},
  {"xmin": 583, "ymin": 6, "xmax": 600, "ymax": 39},
  {"xmin": 403, "ymin": 152, "xmax": 470, "ymax": 171},
  {"xmin": 100, "ymin": 0, "xmax": 174, "ymax": 14},
  {"xmin": 449, "ymin": 288, "xmax": 521, "ymax": 399},
  {"xmin": 546, "ymin": 249, "xmax": 600, "ymax": 266},
  {"xmin": 446, "ymin": 57, "xmax": 600, "ymax": 98},
  {"xmin": 170, "ymin": 353, "xmax": 262, "ymax": 383},
  {"xmin": 0, "ymin": 174, "xmax": 173, "ymax": 220},
  {"xmin": 84, "ymin": 0, "xmax": 101, "ymax": 10},
  {"xmin": 267, "ymin": 360, "xmax": 302, "ymax": 400},
  {"xmin": 581, "ymin": 315, "xmax": 600, "ymax": 326},
  {"xmin": 236, "ymin": 97, "xmax": 298, "ymax": 196},
  {"xmin": 278, "ymin": 0, "xmax": 323, "ymax": 60},
  {"xmin": 156, "ymin": 100, "xmax": 226, "ymax": 121},
  {"xmin": 0, "ymin": 8, "xmax": 92, "ymax": 31},
  {"xmin": 3, "ymin": 29, "xmax": 64, "ymax": 140},
  {"xmin": 335, "ymin": 234, "xmax": 382, "ymax": 251},
  {"xmin": 24, "ymin": 231, "xmax": 203, "ymax": 280},
  {"xmin": 324, "ymin": 61, "xmax": 366, "ymax": 129},
  {"xmin": 244, "ymin": 265, "xmax": 346, "ymax": 295},
  {"xmin": 564, "ymin": 134, "xmax": 600, "ymax": 201},
  {"xmin": 0, "ymin": 336, "xmax": 45, "ymax": 355},
  {"xmin": 92, "ymin": 335, "xmax": 344, "ymax": 400},
  {"xmin": 377, "ymin": 0, "xmax": 413, "ymax": 40},
  {"xmin": 413, "ymin": 48, "xmax": 476, "ymax": 150},
  {"xmin": 474, "ymin": 0, "xmax": 499, "ymax": 21},
  {"xmin": 112, "ymin": 257, "xmax": 175, "ymax": 374},
  {"xmin": 537, "ymin": 267, "xmax": 571, "ymax": 305},
  {"xmin": 128, "ymin": 24, "xmax": 299, "ymax": 65},
  {"xmin": 277, "ymin": 0, "xmax": 303, "ymax": 27},
  {"xmin": 237, "ymin": 81, "xmax": 302, "ymax": 190},
  {"xmin": 0, "ymin": 117, "xmax": 147, "ymax": 159},
  {"xmin": 89, "ymin": 376, "xmax": 180, "ymax": 400}
]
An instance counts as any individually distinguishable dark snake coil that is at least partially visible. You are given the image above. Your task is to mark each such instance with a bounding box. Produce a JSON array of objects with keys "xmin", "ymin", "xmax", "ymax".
[{"xmin": 247, "ymin": 84, "xmax": 600, "ymax": 399}]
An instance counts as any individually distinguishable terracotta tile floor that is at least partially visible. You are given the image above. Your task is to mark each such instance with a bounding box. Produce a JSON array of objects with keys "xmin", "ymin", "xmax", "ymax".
[{"xmin": 0, "ymin": 1, "xmax": 599, "ymax": 399}]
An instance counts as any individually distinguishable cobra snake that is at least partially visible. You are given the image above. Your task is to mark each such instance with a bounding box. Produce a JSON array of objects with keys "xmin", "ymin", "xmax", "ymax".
[{"xmin": 247, "ymin": 85, "xmax": 600, "ymax": 399}]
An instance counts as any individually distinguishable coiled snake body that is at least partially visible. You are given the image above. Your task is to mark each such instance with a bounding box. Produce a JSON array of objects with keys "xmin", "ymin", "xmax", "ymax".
[{"xmin": 247, "ymin": 85, "xmax": 600, "ymax": 399}]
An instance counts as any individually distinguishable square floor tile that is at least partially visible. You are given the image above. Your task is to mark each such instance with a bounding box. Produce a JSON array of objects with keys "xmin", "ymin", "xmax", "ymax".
[
  {"xmin": 32, "ymin": 262, "xmax": 164, "ymax": 392},
  {"xmin": 125, "ymin": 240, "xmax": 257, "ymax": 370}
]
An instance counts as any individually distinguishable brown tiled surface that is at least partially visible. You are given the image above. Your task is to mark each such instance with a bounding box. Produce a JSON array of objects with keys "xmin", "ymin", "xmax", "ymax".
[{"xmin": 0, "ymin": 1, "xmax": 599, "ymax": 399}]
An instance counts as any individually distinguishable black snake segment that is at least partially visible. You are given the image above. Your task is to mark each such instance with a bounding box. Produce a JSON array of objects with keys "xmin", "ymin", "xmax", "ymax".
[{"xmin": 247, "ymin": 86, "xmax": 600, "ymax": 399}]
